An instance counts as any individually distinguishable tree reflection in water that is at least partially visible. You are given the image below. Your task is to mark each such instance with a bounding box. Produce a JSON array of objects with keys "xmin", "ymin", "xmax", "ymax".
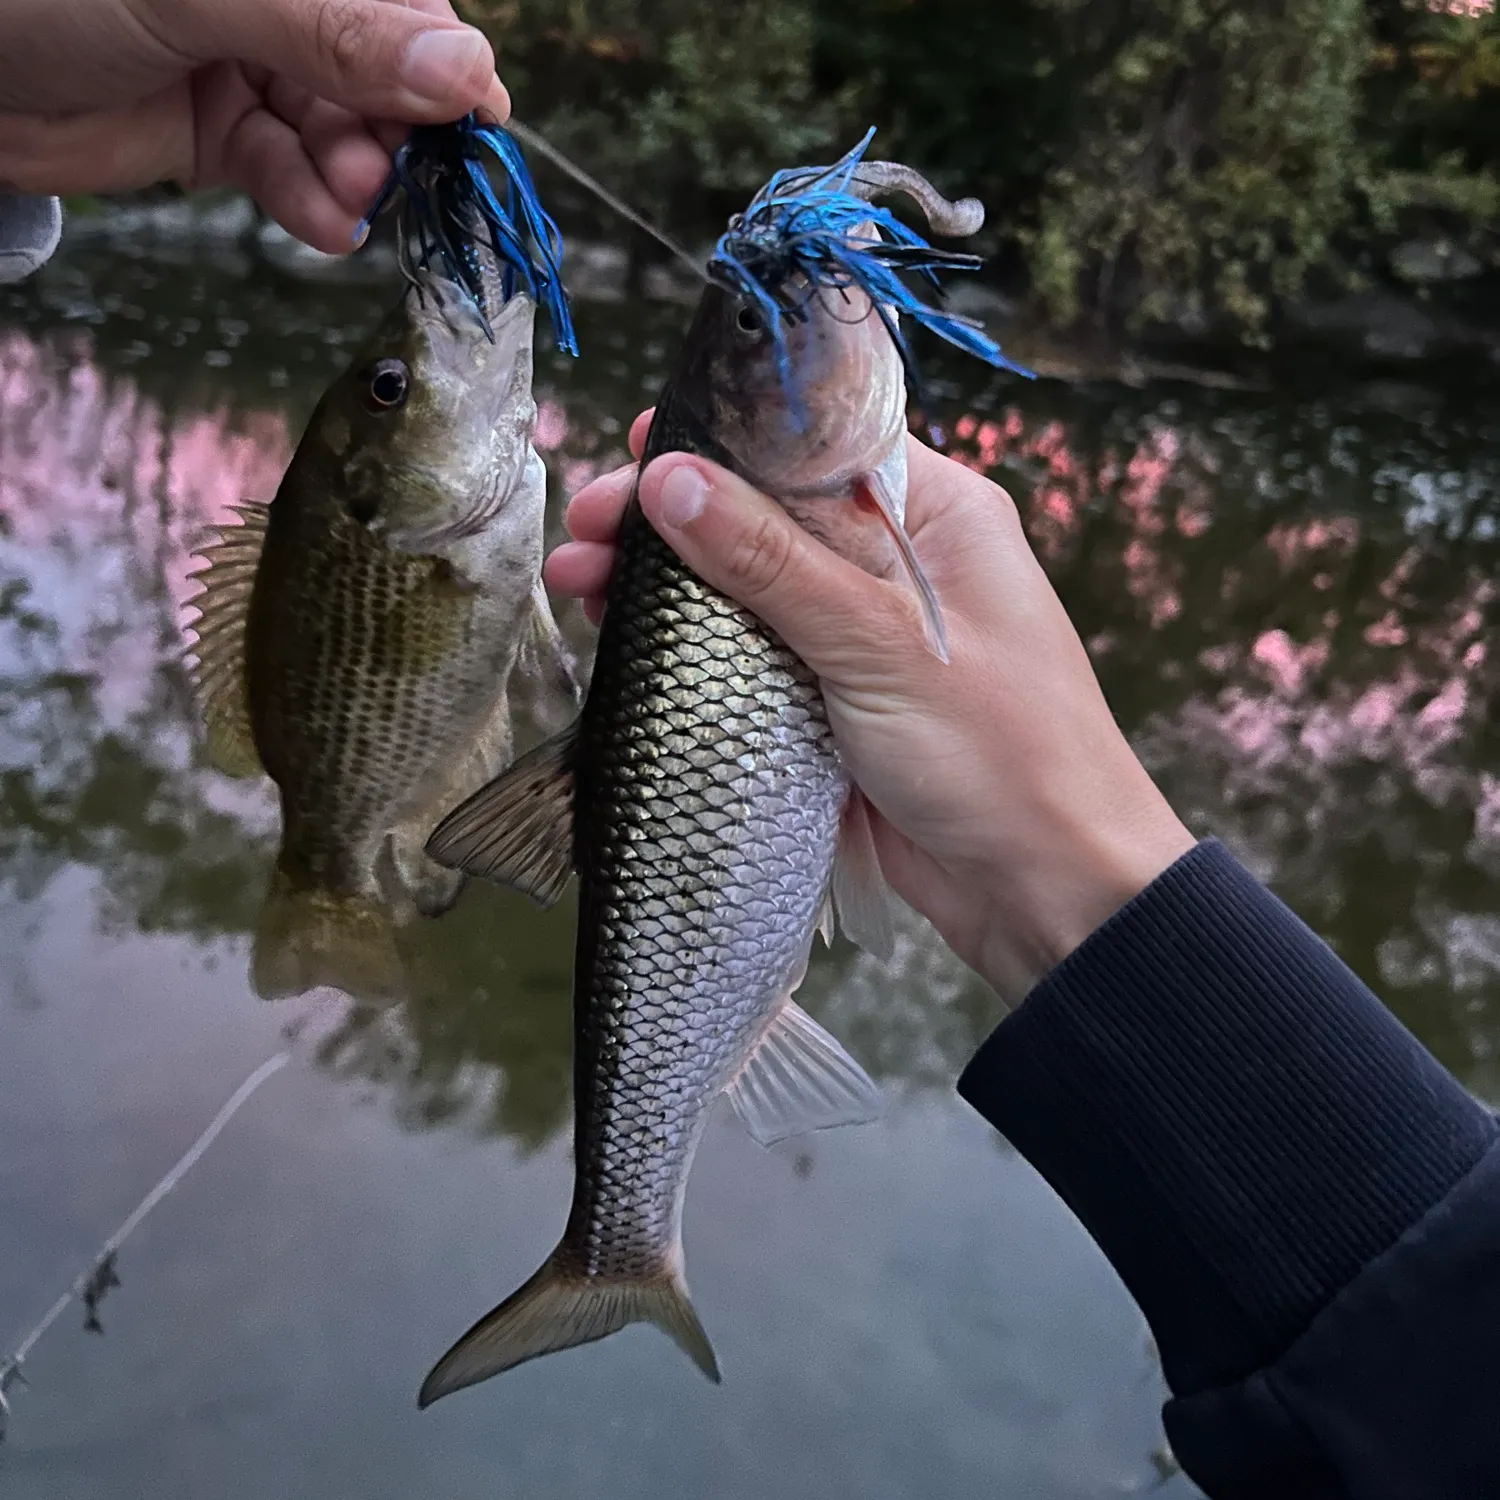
[{"xmin": 3, "ymin": 280, "xmax": 1499, "ymax": 1159}]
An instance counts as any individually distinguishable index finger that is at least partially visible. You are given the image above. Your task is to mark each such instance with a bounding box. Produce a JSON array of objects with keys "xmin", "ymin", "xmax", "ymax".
[
  {"xmin": 629, "ymin": 407, "xmax": 654, "ymax": 460},
  {"xmin": 564, "ymin": 462, "xmax": 635, "ymax": 543}
]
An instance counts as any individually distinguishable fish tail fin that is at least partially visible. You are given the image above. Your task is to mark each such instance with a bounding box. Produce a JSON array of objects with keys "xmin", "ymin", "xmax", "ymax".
[
  {"xmin": 251, "ymin": 870, "xmax": 406, "ymax": 1004},
  {"xmin": 418, "ymin": 1250, "xmax": 720, "ymax": 1407}
]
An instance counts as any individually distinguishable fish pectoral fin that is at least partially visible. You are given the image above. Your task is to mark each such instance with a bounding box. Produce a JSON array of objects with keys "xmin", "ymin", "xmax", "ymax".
[
  {"xmin": 182, "ymin": 500, "xmax": 268, "ymax": 778},
  {"xmin": 858, "ymin": 470, "xmax": 949, "ymax": 664},
  {"xmin": 419, "ymin": 1254, "xmax": 720, "ymax": 1408},
  {"xmin": 832, "ymin": 787, "xmax": 899, "ymax": 961},
  {"xmin": 424, "ymin": 723, "xmax": 578, "ymax": 907},
  {"xmin": 726, "ymin": 997, "xmax": 884, "ymax": 1148},
  {"xmin": 519, "ymin": 578, "xmax": 583, "ymax": 707}
]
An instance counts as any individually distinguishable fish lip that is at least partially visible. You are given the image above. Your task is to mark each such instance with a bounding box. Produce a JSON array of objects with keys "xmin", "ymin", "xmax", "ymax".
[{"xmin": 413, "ymin": 269, "xmax": 534, "ymax": 344}]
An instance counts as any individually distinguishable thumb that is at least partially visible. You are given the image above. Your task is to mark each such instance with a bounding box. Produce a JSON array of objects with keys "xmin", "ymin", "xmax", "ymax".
[
  {"xmin": 636, "ymin": 455, "xmax": 922, "ymax": 682},
  {"xmin": 172, "ymin": 0, "xmax": 500, "ymax": 122}
]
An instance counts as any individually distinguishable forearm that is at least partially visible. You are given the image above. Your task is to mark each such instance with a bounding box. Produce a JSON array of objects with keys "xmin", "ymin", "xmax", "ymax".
[{"xmin": 959, "ymin": 840, "xmax": 1500, "ymax": 1497}]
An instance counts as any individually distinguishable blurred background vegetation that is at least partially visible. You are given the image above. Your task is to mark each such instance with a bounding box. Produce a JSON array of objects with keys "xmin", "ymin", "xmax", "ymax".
[{"xmin": 457, "ymin": 0, "xmax": 1500, "ymax": 348}]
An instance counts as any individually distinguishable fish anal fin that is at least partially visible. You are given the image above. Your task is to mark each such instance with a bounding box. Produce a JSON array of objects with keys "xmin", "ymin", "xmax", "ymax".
[
  {"xmin": 832, "ymin": 787, "xmax": 898, "ymax": 961},
  {"xmin": 418, "ymin": 1252, "xmax": 719, "ymax": 1408},
  {"xmin": 182, "ymin": 502, "xmax": 269, "ymax": 778},
  {"xmin": 815, "ymin": 891, "xmax": 835, "ymax": 950},
  {"xmin": 857, "ymin": 469, "xmax": 949, "ymax": 664},
  {"xmin": 424, "ymin": 723, "xmax": 577, "ymax": 907},
  {"xmin": 726, "ymin": 996, "xmax": 884, "ymax": 1148}
]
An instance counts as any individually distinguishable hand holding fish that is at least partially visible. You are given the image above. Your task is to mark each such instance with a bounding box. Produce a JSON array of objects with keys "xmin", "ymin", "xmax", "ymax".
[
  {"xmin": 0, "ymin": 0, "xmax": 508, "ymax": 252},
  {"xmin": 550, "ymin": 417, "xmax": 1197, "ymax": 1005}
]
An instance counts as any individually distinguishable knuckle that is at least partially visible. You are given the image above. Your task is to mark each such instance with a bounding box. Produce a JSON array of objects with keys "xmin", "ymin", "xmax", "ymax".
[
  {"xmin": 0, "ymin": 126, "xmax": 47, "ymax": 192},
  {"xmin": 989, "ymin": 481, "xmax": 1021, "ymax": 528},
  {"xmin": 727, "ymin": 512, "xmax": 795, "ymax": 598},
  {"xmin": 314, "ymin": 0, "xmax": 377, "ymax": 78}
]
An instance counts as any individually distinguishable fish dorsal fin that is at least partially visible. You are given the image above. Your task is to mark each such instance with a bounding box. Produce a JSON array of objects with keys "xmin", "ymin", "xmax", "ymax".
[
  {"xmin": 182, "ymin": 502, "xmax": 268, "ymax": 779},
  {"xmin": 831, "ymin": 788, "xmax": 898, "ymax": 961},
  {"xmin": 424, "ymin": 724, "xmax": 578, "ymax": 908},
  {"xmin": 726, "ymin": 998, "xmax": 884, "ymax": 1147}
]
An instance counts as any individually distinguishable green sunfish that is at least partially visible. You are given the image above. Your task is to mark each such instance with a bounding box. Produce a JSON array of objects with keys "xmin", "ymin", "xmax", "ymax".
[{"xmin": 184, "ymin": 265, "xmax": 576, "ymax": 1005}]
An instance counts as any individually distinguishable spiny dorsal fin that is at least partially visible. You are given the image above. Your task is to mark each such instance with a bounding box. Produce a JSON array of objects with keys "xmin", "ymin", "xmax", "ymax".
[
  {"xmin": 182, "ymin": 502, "xmax": 268, "ymax": 779},
  {"xmin": 725, "ymin": 998, "xmax": 884, "ymax": 1147},
  {"xmin": 424, "ymin": 723, "xmax": 577, "ymax": 907}
]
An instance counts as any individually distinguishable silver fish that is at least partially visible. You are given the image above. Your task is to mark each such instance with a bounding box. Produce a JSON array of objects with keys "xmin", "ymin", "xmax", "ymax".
[{"xmin": 421, "ymin": 160, "xmax": 982, "ymax": 1402}]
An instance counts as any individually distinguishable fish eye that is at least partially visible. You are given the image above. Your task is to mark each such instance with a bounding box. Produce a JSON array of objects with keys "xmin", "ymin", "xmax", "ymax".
[
  {"xmin": 735, "ymin": 304, "xmax": 765, "ymax": 336},
  {"xmin": 363, "ymin": 358, "xmax": 410, "ymax": 412}
]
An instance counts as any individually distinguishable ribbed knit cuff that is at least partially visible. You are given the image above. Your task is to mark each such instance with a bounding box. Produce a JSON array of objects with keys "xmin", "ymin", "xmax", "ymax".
[{"xmin": 957, "ymin": 839, "xmax": 1497, "ymax": 1396}]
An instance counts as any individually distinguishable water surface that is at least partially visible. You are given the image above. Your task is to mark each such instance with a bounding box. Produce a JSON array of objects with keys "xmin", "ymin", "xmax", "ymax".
[{"xmin": 2, "ymin": 234, "xmax": 1497, "ymax": 1499}]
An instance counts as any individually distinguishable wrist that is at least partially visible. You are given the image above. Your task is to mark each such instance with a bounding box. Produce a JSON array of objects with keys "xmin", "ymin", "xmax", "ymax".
[{"xmin": 962, "ymin": 796, "xmax": 1196, "ymax": 1006}]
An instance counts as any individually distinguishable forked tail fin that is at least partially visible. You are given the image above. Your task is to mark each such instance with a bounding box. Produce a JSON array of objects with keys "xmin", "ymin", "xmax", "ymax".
[
  {"xmin": 251, "ymin": 871, "xmax": 406, "ymax": 1004},
  {"xmin": 418, "ymin": 1248, "xmax": 720, "ymax": 1407}
]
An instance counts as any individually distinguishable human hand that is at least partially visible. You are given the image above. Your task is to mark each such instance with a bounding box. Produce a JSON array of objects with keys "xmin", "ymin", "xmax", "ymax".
[
  {"xmin": 0, "ymin": 0, "xmax": 508, "ymax": 253},
  {"xmin": 548, "ymin": 413, "xmax": 1196, "ymax": 1005}
]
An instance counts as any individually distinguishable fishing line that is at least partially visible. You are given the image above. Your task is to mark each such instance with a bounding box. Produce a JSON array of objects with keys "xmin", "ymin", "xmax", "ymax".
[
  {"xmin": 505, "ymin": 119, "xmax": 709, "ymax": 285},
  {"xmin": 0, "ymin": 991, "xmax": 355, "ymax": 1444}
]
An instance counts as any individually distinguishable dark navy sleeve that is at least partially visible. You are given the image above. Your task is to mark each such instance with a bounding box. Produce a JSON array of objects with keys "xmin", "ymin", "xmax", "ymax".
[{"xmin": 957, "ymin": 839, "xmax": 1500, "ymax": 1500}]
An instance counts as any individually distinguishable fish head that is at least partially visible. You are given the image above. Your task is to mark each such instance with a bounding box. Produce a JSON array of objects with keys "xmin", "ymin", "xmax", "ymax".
[
  {"xmin": 330, "ymin": 272, "xmax": 539, "ymax": 552},
  {"xmin": 684, "ymin": 273, "xmax": 906, "ymax": 499},
  {"xmin": 676, "ymin": 254, "xmax": 947, "ymax": 657}
]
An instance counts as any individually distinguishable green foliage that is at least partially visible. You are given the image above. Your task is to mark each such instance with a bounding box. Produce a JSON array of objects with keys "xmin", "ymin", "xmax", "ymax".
[
  {"xmin": 460, "ymin": 0, "xmax": 1497, "ymax": 340},
  {"xmin": 462, "ymin": 0, "xmax": 852, "ymax": 229},
  {"xmin": 1026, "ymin": 0, "xmax": 1372, "ymax": 337},
  {"xmin": 1411, "ymin": 3, "xmax": 1500, "ymax": 101}
]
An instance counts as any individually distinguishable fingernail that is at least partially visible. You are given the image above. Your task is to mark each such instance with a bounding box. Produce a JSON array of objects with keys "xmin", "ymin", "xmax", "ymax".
[
  {"xmin": 658, "ymin": 466, "xmax": 708, "ymax": 530},
  {"xmin": 401, "ymin": 28, "xmax": 488, "ymax": 104}
]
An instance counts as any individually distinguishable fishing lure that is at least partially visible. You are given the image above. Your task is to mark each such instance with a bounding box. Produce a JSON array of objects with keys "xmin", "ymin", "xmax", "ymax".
[
  {"xmin": 709, "ymin": 127, "xmax": 1033, "ymax": 420},
  {"xmin": 359, "ymin": 112, "xmax": 578, "ymax": 356}
]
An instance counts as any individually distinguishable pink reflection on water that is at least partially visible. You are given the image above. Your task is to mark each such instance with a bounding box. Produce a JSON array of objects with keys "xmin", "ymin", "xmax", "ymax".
[
  {"xmin": 1266, "ymin": 516, "xmax": 1359, "ymax": 569},
  {"xmin": 534, "ymin": 398, "xmax": 568, "ymax": 453},
  {"xmin": 0, "ymin": 330, "xmax": 291, "ymax": 729},
  {"xmin": 1251, "ymin": 630, "xmax": 1329, "ymax": 698},
  {"xmin": 945, "ymin": 390, "xmax": 1500, "ymax": 951}
]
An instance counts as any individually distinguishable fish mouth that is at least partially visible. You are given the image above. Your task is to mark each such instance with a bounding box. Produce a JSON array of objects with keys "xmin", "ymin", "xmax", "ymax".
[{"xmin": 412, "ymin": 266, "xmax": 534, "ymax": 346}]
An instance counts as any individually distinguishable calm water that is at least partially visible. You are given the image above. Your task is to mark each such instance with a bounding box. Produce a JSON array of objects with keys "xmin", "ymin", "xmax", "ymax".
[{"xmin": 0, "ymin": 230, "xmax": 1497, "ymax": 1500}]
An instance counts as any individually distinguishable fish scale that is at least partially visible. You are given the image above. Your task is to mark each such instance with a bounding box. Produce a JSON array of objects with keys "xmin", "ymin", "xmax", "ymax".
[
  {"xmin": 418, "ymin": 381, "xmax": 880, "ymax": 1401},
  {"xmin": 249, "ymin": 483, "xmax": 484, "ymax": 887},
  {"xmin": 565, "ymin": 507, "xmax": 845, "ymax": 1274}
]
